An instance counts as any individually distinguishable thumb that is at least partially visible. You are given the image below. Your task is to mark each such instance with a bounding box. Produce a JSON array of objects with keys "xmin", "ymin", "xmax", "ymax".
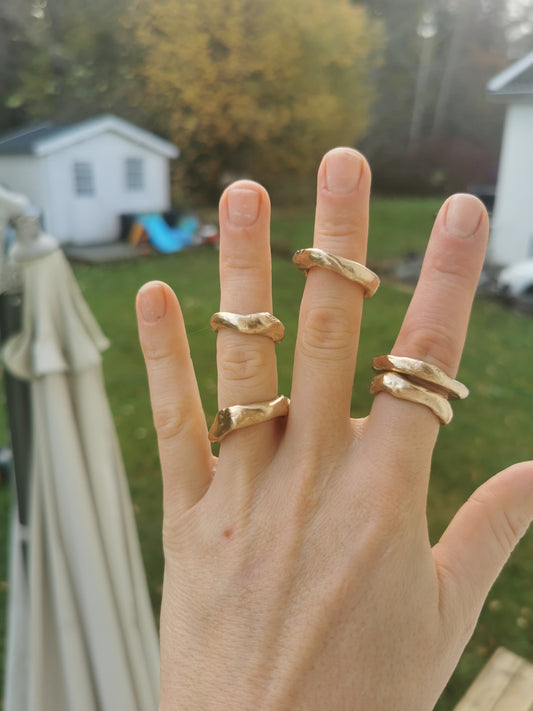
[{"xmin": 433, "ymin": 462, "xmax": 533, "ymax": 632}]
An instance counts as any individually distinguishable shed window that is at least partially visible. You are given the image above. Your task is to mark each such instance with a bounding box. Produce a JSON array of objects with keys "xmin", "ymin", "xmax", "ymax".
[
  {"xmin": 126, "ymin": 158, "xmax": 144, "ymax": 190},
  {"xmin": 74, "ymin": 162, "xmax": 95, "ymax": 196}
]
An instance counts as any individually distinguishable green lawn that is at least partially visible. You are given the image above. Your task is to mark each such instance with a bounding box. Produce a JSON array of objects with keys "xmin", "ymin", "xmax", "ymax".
[{"xmin": 1, "ymin": 197, "xmax": 532, "ymax": 709}]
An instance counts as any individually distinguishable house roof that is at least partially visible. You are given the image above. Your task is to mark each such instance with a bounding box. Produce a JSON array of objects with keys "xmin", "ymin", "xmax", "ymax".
[
  {"xmin": 0, "ymin": 115, "xmax": 179, "ymax": 158},
  {"xmin": 487, "ymin": 50, "xmax": 533, "ymax": 99}
]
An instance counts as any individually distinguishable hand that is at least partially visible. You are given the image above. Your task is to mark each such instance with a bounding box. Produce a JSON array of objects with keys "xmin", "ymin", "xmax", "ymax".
[{"xmin": 136, "ymin": 148, "xmax": 533, "ymax": 710}]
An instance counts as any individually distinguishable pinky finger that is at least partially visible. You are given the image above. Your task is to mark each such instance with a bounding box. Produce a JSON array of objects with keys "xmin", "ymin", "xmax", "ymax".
[{"xmin": 136, "ymin": 281, "xmax": 213, "ymax": 519}]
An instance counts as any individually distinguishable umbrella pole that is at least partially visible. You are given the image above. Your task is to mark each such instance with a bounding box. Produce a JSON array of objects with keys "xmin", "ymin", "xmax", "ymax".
[{"xmin": 0, "ymin": 289, "xmax": 32, "ymax": 564}]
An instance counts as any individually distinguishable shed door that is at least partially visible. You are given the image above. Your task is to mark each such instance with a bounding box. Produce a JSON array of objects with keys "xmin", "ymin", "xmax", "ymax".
[{"xmin": 69, "ymin": 160, "xmax": 116, "ymax": 243}]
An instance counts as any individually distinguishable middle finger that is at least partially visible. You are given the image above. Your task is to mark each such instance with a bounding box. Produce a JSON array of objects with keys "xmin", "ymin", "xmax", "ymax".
[{"xmin": 290, "ymin": 148, "xmax": 372, "ymax": 449}]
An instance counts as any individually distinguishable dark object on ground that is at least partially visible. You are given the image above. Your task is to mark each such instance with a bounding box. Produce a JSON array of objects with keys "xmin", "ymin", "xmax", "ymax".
[
  {"xmin": 63, "ymin": 241, "xmax": 142, "ymax": 264},
  {"xmin": 0, "ymin": 447, "xmax": 13, "ymax": 485},
  {"xmin": 0, "ymin": 291, "xmax": 31, "ymax": 519},
  {"xmin": 120, "ymin": 209, "xmax": 182, "ymax": 241}
]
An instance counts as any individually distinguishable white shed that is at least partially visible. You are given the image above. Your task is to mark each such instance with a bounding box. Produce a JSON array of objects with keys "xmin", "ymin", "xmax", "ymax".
[
  {"xmin": 0, "ymin": 115, "xmax": 179, "ymax": 245},
  {"xmin": 488, "ymin": 52, "xmax": 533, "ymax": 266}
]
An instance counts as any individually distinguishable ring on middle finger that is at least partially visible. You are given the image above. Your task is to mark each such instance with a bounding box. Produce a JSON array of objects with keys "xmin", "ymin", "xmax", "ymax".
[
  {"xmin": 210, "ymin": 311, "xmax": 285, "ymax": 343},
  {"xmin": 292, "ymin": 247, "xmax": 380, "ymax": 298}
]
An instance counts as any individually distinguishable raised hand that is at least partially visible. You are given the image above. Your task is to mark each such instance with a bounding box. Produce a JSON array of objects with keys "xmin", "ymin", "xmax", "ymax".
[{"xmin": 137, "ymin": 148, "xmax": 533, "ymax": 711}]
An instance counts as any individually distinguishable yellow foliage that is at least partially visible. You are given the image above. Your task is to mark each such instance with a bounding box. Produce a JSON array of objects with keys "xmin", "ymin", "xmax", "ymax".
[{"xmin": 129, "ymin": 0, "xmax": 382, "ymax": 199}]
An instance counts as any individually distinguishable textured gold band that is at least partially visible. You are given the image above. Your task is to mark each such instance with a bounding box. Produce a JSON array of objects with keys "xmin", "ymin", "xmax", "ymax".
[
  {"xmin": 370, "ymin": 372, "xmax": 453, "ymax": 425},
  {"xmin": 208, "ymin": 395, "xmax": 290, "ymax": 442},
  {"xmin": 372, "ymin": 355, "xmax": 468, "ymax": 400},
  {"xmin": 210, "ymin": 312, "xmax": 285, "ymax": 343},
  {"xmin": 292, "ymin": 248, "xmax": 380, "ymax": 298}
]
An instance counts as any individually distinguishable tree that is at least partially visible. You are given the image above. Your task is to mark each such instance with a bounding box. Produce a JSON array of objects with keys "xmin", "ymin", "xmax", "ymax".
[
  {"xmin": 506, "ymin": 0, "xmax": 533, "ymax": 57},
  {"xmin": 129, "ymin": 0, "xmax": 382, "ymax": 200},
  {"xmin": 3, "ymin": 0, "xmax": 142, "ymax": 125},
  {"xmin": 0, "ymin": 0, "xmax": 35, "ymax": 132},
  {"xmin": 357, "ymin": 0, "xmax": 513, "ymax": 194}
]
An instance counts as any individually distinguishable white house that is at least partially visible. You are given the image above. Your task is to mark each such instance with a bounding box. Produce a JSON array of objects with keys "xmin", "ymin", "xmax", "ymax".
[
  {"xmin": 0, "ymin": 115, "xmax": 179, "ymax": 245},
  {"xmin": 488, "ymin": 51, "xmax": 533, "ymax": 266}
]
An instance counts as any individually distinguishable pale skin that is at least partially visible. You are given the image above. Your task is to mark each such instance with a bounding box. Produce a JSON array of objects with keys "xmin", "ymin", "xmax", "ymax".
[{"xmin": 136, "ymin": 148, "xmax": 533, "ymax": 710}]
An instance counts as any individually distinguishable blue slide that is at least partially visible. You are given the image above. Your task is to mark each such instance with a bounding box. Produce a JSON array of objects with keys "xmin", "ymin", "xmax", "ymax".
[{"xmin": 138, "ymin": 214, "xmax": 198, "ymax": 254}]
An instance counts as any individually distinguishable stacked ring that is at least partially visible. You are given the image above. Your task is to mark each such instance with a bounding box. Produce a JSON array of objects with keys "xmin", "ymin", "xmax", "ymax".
[
  {"xmin": 370, "ymin": 372, "xmax": 453, "ymax": 425},
  {"xmin": 208, "ymin": 395, "xmax": 290, "ymax": 442},
  {"xmin": 292, "ymin": 248, "xmax": 380, "ymax": 298},
  {"xmin": 370, "ymin": 354, "xmax": 468, "ymax": 425},
  {"xmin": 209, "ymin": 311, "xmax": 288, "ymax": 442},
  {"xmin": 210, "ymin": 311, "xmax": 285, "ymax": 343},
  {"xmin": 372, "ymin": 355, "xmax": 469, "ymax": 400}
]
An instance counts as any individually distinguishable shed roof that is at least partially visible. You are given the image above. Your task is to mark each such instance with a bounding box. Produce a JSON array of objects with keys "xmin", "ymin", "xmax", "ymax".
[
  {"xmin": 488, "ymin": 50, "xmax": 533, "ymax": 99},
  {"xmin": 0, "ymin": 115, "xmax": 179, "ymax": 158}
]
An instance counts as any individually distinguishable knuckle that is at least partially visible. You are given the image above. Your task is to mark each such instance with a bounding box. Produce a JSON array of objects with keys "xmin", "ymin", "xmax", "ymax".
[
  {"xmin": 399, "ymin": 317, "xmax": 457, "ymax": 374},
  {"xmin": 219, "ymin": 341, "xmax": 271, "ymax": 385},
  {"xmin": 299, "ymin": 304, "xmax": 355, "ymax": 364},
  {"xmin": 316, "ymin": 218, "xmax": 363, "ymax": 253},
  {"xmin": 153, "ymin": 402, "xmax": 189, "ymax": 441},
  {"xmin": 499, "ymin": 508, "xmax": 524, "ymax": 551},
  {"xmin": 221, "ymin": 253, "xmax": 266, "ymax": 280},
  {"xmin": 430, "ymin": 251, "xmax": 473, "ymax": 285},
  {"xmin": 469, "ymin": 489, "xmax": 523, "ymax": 557},
  {"xmin": 142, "ymin": 340, "xmax": 181, "ymax": 364}
]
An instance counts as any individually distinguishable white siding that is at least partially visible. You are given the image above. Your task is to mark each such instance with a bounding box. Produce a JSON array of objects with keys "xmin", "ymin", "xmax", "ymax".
[
  {"xmin": 45, "ymin": 131, "xmax": 172, "ymax": 244},
  {"xmin": 490, "ymin": 101, "xmax": 533, "ymax": 266},
  {"xmin": 0, "ymin": 156, "xmax": 50, "ymax": 224}
]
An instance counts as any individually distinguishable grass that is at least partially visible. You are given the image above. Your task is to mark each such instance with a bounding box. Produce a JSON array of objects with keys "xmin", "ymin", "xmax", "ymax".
[
  {"xmin": 270, "ymin": 197, "xmax": 441, "ymax": 263},
  {"xmin": 1, "ymin": 197, "xmax": 532, "ymax": 709}
]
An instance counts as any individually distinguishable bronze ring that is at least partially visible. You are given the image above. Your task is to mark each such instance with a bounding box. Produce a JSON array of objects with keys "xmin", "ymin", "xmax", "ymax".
[
  {"xmin": 208, "ymin": 395, "xmax": 290, "ymax": 442},
  {"xmin": 210, "ymin": 312, "xmax": 285, "ymax": 343},
  {"xmin": 372, "ymin": 355, "xmax": 468, "ymax": 400},
  {"xmin": 292, "ymin": 248, "xmax": 380, "ymax": 298},
  {"xmin": 370, "ymin": 372, "xmax": 453, "ymax": 425}
]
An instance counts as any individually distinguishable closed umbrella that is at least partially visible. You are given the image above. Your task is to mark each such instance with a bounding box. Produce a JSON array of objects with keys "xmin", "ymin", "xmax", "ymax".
[{"xmin": 2, "ymin": 215, "xmax": 159, "ymax": 711}]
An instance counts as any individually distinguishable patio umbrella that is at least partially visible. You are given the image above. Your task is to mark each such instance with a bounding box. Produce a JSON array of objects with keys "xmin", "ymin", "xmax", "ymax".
[{"xmin": 2, "ymin": 215, "xmax": 159, "ymax": 711}]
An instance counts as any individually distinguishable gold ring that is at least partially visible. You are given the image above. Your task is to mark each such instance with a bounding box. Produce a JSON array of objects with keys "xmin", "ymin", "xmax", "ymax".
[
  {"xmin": 372, "ymin": 355, "xmax": 468, "ymax": 400},
  {"xmin": 210, "ymin": 312, "xmax": 285, "ymax": 343},
  {"xmin": 292, "ymin": 248, "xmax": 380, "ymax": 298},
  {"xmin": 208, "ymin": 395, "xmax": 290, "ymax": 442},
  {"xmin": 370, "ymin": 372, "xmax": 453, "ymax": 425}
]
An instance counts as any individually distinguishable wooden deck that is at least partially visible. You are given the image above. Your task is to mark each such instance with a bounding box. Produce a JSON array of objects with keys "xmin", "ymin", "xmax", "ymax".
[{"xmin": 454, "ymin": 647, "xmax": 533, "ymax": 710}]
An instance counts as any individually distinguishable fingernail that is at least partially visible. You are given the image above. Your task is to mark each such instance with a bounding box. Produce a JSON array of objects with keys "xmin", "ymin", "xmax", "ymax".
[
  {"xmin": 444, "ymin": 195, "xmax": 484, "ymax": 239},
  {"xmin": 324, "ymin": 149, "xmax": 363, "ymax": 194},
  {"xmin": 227, "ymin": 188, "xmax": 260, "ymax": 227},
  {"xmin": 138, "ymin": 283, "xmax": 166, "ymax": 323}
]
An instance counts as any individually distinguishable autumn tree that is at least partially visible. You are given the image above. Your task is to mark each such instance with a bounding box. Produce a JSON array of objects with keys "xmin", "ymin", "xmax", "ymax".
[{"xmin": 129, "ymin": 0, "xmax": 382, "ymax": 200}]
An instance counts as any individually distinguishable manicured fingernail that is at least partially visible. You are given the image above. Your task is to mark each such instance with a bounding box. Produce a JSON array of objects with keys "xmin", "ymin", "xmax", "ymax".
[
  {"xmin": 324, "ymin": 149, "xmax": 363, "ymax": 194},
  {"xmin": 445, "ymin": 195, "xmax": 484, "ymax": 238},
  {"xmin": 227, "ymin": 188, "xmax": 260, "ymax": 227},
  {"xmin": 138, "ymin": 283, "xmax": 166, "ymax": 323}
]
